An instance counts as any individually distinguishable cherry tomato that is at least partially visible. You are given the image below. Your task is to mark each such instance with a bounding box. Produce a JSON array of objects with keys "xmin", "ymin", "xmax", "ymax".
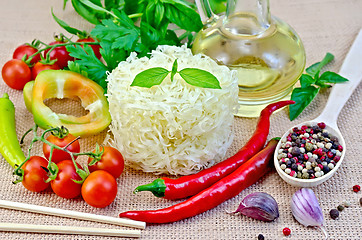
[
  {"xmin": 44, "ymin": 41, "xmax": 73, "ymax": 69},
  {"xmin": 88, "ymin": 146, "xmax": 124, "ymax": 179},
  {"xmin": 43, "ymin": 133, "xmax": 80, "ymax": 164},
  {"xmin": 1, "ymin": 59, "xmax": 31, "ymax": 90},
  {"xmin": 51, "ymin": 160, "xmax": 82, "ymax": 199},
  {"xmin": 13, "ymin": 44, "xmax": 41, "ymax": 65},
  {"xmin": 81, "ymin": 170, "xmax": 117, "ymax": 208},
  {"xmin": 76, "ymin": 37, "xmax": 101, "ymax": 59},
  {"xmin": 21, "ymin": 156, "xmax": 49, "ymax": 192},
  {"xmin": 31, "ymin": 62, "xmax": 60, "ymax": 79}
]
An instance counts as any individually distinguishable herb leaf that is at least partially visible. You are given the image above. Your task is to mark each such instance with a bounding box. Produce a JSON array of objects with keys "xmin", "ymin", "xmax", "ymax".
[
  {"xmin": 66, "ymin": 44, "xmax": 108, "ymax": 89},
  {"xmin": 317, "ymin": 71, "xmax": 349, "ymax": 85},
  {"xmin": 171, "ymin": 59, "xmax": 178, "ymax": 81},
  {"xmin": 99, "ymin": 40, "xmax": 126, "ymax": 70},
  {"xmin": 299, "ymin": 74, "xmax": 316, "ymax": 88},
  {"xmin": 179, "ymin": 68, "xmax": 221, "ymax": 89},
  {"xmin": 130, "ymin": 68, "xmax": 170, "ymax": 88},
  {"xmin": 70, "ymin": 0, "xmax": 105, "ymax": 24},
  {"xmin": 289, "ymin": 53, "xmax": 349, "ymax": 120},
  {"xmin": 67, "ymin": 61, "xmax": 89, "ymax": 78},
  {"xmin": 91, "ymin": 10, "xmax": 139, "ymax": 51},
  {"xmin": 290, "ymin": 86, "xmax": 319, "ymax": 121},
  {"xmin": 164, "ymin": 2, "xmax": 203, "ymax": 32},
  {"xmin": 104, "ymin": 0, "xmax": 122, "ymax": 11},
  {"xmin": 52, "ymin": 9, "xmax": 84, "ymax": 36},
  {"xmin": 306, "ymin": 53, "xmax": 334, "ymax": 76}
]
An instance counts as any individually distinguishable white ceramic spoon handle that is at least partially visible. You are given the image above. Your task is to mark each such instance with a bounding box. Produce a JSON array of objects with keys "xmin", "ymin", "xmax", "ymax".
[{"xmin": 317, "ymin": 29, "xmax": 362, "ymax": 128}]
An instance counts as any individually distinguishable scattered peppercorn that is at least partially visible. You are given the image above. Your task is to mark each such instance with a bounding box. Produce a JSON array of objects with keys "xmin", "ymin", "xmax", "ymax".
[
  {"xmin": 360, "ymin": 197, "xmax": 362, "ymax": 206},
  {"xmin": 342, "ymin": 201, "xmax": 351, "ymax": 208},
  {"xmin": 337, "ymin": 205, "xmax": 345, "ymax": 211},
  {"xmin": 257, "ymin": 234, "xmax": 265, "ymax": 240},
  {"xmin": 282, "ymin": 227, "xmax": 291, "ymax": 236},
  {"xmin": 352, "ymin": 185, "xmax": 361, "ymax": 193},
  {"xmin": 329, "ymin": 209, "xmax": 339, "ymax": 220}
]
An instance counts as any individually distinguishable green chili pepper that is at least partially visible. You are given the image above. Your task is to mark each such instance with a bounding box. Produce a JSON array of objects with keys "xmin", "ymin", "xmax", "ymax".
[{"xmin": 0, "ymin": 93, "xmax": 26, "ymax": 168}]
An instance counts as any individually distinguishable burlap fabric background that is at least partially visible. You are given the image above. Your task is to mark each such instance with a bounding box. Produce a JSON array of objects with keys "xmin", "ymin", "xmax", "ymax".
[{"xmin": 0, "ymin": 0, "xmax": 361, "ymax": 239}]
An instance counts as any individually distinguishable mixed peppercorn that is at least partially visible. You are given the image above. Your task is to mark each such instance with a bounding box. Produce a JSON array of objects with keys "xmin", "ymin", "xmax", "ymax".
[
  {"xmin": 282, "ymin": 227, "xmax": 291, "ymax": 236},
  {"xmin": 277, "ymin": 122, "xmax": 343, "ymax": 179}
]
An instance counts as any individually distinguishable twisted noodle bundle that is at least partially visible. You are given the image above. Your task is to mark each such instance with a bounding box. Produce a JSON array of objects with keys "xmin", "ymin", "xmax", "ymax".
[{"xmin": 106, "ymin": 45, "xmax": 239, "ymax": 175}]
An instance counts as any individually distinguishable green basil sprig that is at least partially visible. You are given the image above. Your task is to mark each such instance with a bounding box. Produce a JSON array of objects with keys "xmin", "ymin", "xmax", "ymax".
[
  {"xmin": 130, "ymin": 59, "xmax": 221, "ymax": 89},
  {"xmin": 289, "ymin": 53, "xmax": 349, "ymax": 120}
]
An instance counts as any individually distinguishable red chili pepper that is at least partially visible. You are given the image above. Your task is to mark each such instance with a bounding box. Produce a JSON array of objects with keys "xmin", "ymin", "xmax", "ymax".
[
  {"xmin": 119, "ymin": 138, "xmax": 279, "ymax": 223},
  {"xmin": 134, "ymin": 100, "xmax": 294, "ymax": 200}
]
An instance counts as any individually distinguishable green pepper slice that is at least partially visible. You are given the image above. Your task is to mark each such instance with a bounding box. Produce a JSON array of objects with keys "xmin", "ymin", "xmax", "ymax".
[{"xmin": 25, "ymin": 70, "xmax": 111, "ymax": 137}]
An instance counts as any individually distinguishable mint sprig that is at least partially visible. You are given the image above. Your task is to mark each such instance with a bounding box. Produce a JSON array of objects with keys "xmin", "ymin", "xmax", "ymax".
[
  {"xmin": 130, "ymin": 59, "xmax": 222, "ymax": 89},
  {"xmin": 289, "ymin": 53, "xmax": 349, "ymax": 120}
]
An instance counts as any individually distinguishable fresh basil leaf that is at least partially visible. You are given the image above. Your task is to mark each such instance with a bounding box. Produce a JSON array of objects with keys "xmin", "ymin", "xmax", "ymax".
[
  {"xmin": 130, "ymin": 68, "xmax": 170, "ymax": 88},
  {"xmin": 144, "ymin": 1, "xmax": 159, "ymax": 27},
  {"xmin": 318, "ymin": 71, "xmax": 349, "ymax": 84},
  {"xmin": 306, "ymin": 53, "xmax": 334, "ymax": 76},
  {"xmin": 299, "ymin": 74, "xmax": 316, "ymax": 88},
  {"xmin": 71, "ymin": 0, "xmax": 105, "ymax": 24},
  {"xmin": 104, "ymin": 0, "xmax": 122, "ymax": 11},
  {"xmin": 140, "ymin": 21, "xmax": 161, "ymax": 50},
  {"xmin": 289, "ymin": 86, "xmax": 319, "ymax": 120},
  {"xmin": 162, "ymin": 29, "xmax": 181, "ymax": 46},
  {"xmin": 100, "ymin": 40, "xmax": 127, "ymax": 70},
  {"xmin": 209, "ymin": 0, "xmax": 227, "ymax": 14},
  {"xmin": 78, "ymin": 0, "xmax": 117, "ymax": 18},
  {"xmin": 91, "ymin": 10, "xmax": 140, "ymax": 51},
  {"xmin": 179, "ymin": 68, "xmax": 221, "ymax": 89},
  {"xmin": 140, "ymin": 18, "xmax": 169, "ymax": 50},
  {"xmin": 164, "ymin": 2, "xmax": 203, "ymax": 32},
  {"xmin": 170, "ymin": 59, "xmax": 178, "ymax": 81},
  {"xmin": 154, "ymin": 2, "xmax": 165, "ymax": 28},
  {"xmin": 66, "ymin": 44, "xmax": 108, "ymax": 90},
  {"xmin": 133, "ymin": 42, "xmax": 149, "ymax": 57},
  {"xmin": 124, "ymin": 0, "xmax": 144, "ymax": 15},
  {"xmin": 162, "ymin": 0, "xmax": 194, "ymax": 8}
]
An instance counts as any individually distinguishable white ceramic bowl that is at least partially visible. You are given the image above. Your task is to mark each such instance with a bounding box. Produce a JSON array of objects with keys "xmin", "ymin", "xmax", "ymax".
[{"xmin": 274, "ymin": 121, "xmax": 346, "ymax": 187}]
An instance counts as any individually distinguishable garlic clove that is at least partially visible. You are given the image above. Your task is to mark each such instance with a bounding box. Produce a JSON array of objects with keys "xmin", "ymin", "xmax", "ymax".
[
  {"xmin": 291, "ymin": 188, "xmax": 328, "ymax": 239},
  {"xmin": 232, "ymin": 192, "xmax": 279, "ymax": 222}
]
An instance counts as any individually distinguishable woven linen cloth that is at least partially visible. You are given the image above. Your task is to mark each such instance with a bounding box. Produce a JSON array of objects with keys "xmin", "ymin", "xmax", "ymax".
[{"xmin": 0, "ymin": 0, "xmax": 361, "ymax": 239}]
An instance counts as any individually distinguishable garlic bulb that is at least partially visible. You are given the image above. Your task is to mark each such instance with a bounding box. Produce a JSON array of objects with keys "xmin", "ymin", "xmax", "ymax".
[
  {"xmin": 231, "ymin": 192, "xmax": 279, "ymax": 222},
  {"xmin": 291, "ymin": 188, "xmax": 328, "ymax": 239}
]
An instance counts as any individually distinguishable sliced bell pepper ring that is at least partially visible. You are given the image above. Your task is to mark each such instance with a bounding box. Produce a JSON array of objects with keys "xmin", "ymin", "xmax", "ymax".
[
  {"xmin": 23, "ymin": 80, "xmax": 34, "ymax": 113},
  {"xmin": 25, "ymin": 70, "xmax": 111, "ymax": 137}
]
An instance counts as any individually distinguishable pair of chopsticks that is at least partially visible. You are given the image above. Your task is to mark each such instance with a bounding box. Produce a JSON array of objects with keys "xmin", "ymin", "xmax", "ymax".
[{"xmin": 0, "ymin": 199, "xmax": 145, "ymax": 238}]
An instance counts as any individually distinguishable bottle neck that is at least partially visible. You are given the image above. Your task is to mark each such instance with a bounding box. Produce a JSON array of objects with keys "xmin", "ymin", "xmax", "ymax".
[{"xmin": 224, "ymin": 0, "xmax": 271, "ymax": 35}]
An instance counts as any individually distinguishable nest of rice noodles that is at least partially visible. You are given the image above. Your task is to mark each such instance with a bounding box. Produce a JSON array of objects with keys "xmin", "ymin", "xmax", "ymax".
[{"xmin": 106, "ymin": 45, "xmax": 239, "ymax": 175}]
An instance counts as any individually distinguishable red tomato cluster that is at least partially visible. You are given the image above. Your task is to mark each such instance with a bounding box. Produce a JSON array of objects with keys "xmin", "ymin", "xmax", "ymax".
[
  {"xmin": 21, "ymin": 133, "xmax": 124, "ymax": 208},
  {"xmin": 1, "ymin": 38, "xmax": 101, "ymax": 90}
]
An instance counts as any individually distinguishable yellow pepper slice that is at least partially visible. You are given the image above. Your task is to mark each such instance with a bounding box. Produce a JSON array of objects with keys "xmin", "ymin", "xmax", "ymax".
[{"xmin": 28, "ymin": 70, "xmax": 111, "ymax": 137}]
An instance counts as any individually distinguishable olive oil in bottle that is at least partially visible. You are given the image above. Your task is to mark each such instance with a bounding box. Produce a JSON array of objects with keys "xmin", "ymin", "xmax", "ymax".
[{"xmin": 192, "ymin": 0, "xmax": 306, "ymax": 117}]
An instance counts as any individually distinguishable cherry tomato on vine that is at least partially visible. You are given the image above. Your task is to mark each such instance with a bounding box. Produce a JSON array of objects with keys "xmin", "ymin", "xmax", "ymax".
[
  {"xmin": 81, "ymin": 170, "xmax": 117, "ymax": 208},
  {"xmin": 1, "ymin": 59, "xmax": 31, "ymax": 90},
  {"xmin": 13, "ymin": 44, "xmax": 41, "ymax": 65},
  {"xmin": 43, "ymin": 133, "xmax": 80, "ymax": 164},
  {"xmin": 51, "ymin": 160, "xmax": 82, "ymax": 199},
  {"xmin": 88, "ymin": 146, "xmax": 124, "ymax": 179},
  {"xmin": 76, "ymin": 37, "xmax": 101, "ymax": 59},
  {"xmin": 44, "ymin": 41, "xmax": 73, "ymax": 69},
  {"xmin": 21, "ymin": 156, "xmax": 49, "ymax": 192},
  {"xmin": 31, "ymin": 62, "xmax": 60, "ymax": 79}
]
